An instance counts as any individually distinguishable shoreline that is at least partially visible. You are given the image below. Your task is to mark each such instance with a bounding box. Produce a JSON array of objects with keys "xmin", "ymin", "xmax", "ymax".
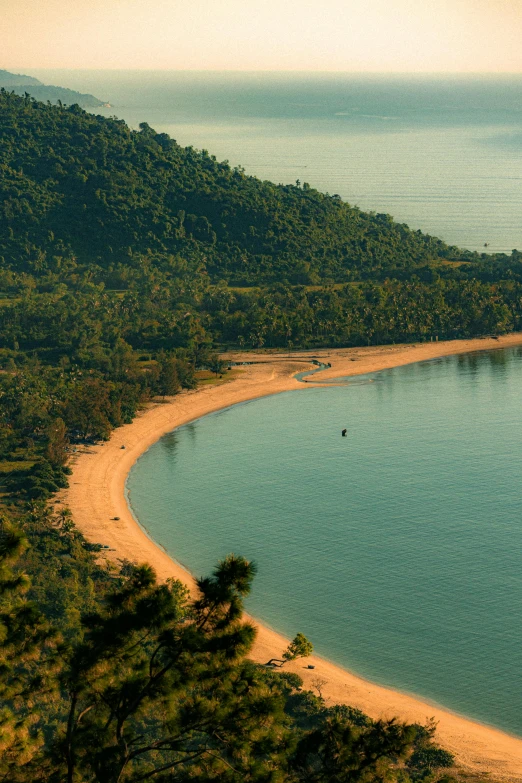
[{"xmin": 64, "ymin": 335, "xmax": 522, "ymax": 781}]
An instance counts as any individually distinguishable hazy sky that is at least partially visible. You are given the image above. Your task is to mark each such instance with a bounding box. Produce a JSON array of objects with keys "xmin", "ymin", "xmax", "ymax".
[{"xmin": 2, "ymin": 0, "xmax": 521, "ymax": 72}]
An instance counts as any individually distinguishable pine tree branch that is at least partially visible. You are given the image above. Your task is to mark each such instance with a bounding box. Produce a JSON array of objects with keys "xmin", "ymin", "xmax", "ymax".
[{"xmin": 128, "ymin": 751, "xmax": 204, "ymax": 782}]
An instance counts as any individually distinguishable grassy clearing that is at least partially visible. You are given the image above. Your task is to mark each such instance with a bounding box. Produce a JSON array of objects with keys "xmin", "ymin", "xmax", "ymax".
[
  {"xmin": 438, "ymin": 259, "xmax": 468, "ymax": 267},
  {"xmin": 228, "ymin": 286, "xmax": 261, "ymax": 294},
  {"xmin": 194, "ymin": 368, "xmax": 241, "ymax": 386},
  {"xmin": 0, "ymin": 460, "xmax": 35, "ymax": 474}
]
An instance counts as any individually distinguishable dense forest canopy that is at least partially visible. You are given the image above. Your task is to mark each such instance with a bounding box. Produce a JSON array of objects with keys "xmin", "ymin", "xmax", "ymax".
[
  {"xmin": 0, "ymin": 91, "xmax": 515, "ymax": 780},
  {"xmin": 2, "ymin": 90, "xmax": 522, "ymax": 356}
]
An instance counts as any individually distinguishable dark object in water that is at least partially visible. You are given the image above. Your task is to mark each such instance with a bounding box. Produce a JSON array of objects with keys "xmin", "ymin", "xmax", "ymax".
[{"xmin": 341, "ymin": 429, "xmax": 347, "ymax": 437}]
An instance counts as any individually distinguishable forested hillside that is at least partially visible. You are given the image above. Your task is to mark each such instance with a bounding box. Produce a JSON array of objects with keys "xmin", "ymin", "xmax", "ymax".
[
  {"xmin": 2, "ymin": 90, "xmax": 522, "ymax": 355},
  {"xmin": 1, "ymin": 90, "xmax": 474, "ymax": 285}
]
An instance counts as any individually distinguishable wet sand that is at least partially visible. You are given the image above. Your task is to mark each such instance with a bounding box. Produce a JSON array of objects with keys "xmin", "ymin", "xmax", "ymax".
[{"xmin": 64, "ymin": 335, "xmax": 522, "ymax": 781}]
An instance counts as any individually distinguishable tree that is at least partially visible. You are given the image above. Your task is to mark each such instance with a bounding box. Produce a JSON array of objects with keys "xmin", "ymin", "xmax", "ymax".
[
  {"xmin": 292, "ymin": 714, "xmax": 416, "ymax": 782},
  {"xmin": 155, "ymin": 353, "xmax": 180, "ymax": 398},
  {"xmin": 52, "ymin": 555, "xmax": 292, "ymax": 783},
  {"xmin": 45, "ymin": 418, "xmax": 69, "ymax": 467},
  {"xmin": 206, "ymin": 352, "xmax": 227, "ymax": 377},
  {"xmin": 283, "ymin": 633, "xmax": 313, "ymax": 663},
  {"xmin": 267, "ymin": 632, "xmax": 313, "ymax": 669},
  {"xmin": 63, "ymin": 378, "xmax": 114, "ymax": 441}
]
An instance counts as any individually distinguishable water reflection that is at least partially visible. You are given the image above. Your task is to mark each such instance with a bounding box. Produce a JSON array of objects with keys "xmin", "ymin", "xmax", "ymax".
[{"xmin": 159, "ymin": 431, "xmax": 181, "ymax": 463}]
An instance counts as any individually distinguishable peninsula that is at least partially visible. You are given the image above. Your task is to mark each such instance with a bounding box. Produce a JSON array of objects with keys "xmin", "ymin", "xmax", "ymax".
[{"xmin": 0, "ymin": 68, "xmax": 109, "ymax": 106}]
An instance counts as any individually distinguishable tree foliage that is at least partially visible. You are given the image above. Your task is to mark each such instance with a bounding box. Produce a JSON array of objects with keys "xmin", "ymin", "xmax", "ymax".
[
  {"xmin": 283, "ymin": 634, "xmax": 313, "ymax": 663},
  {"xmin": 0, "ymin": 518, "xmax": 457, "ymax": 782}
]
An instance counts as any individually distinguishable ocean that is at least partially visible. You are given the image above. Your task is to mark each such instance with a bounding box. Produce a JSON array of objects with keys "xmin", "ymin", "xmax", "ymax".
[
  {"xmin": 32, "ymin": 70, "xmax": 522, "ymax": 254},
  {"xmin": 127, "ymin": 348, "xmax": 522, "ymax": 736}
]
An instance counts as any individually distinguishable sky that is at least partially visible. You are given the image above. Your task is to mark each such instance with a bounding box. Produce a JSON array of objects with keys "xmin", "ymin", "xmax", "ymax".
[{"xmin": 1, "ymin": 0, "xmax": 521, "ymax": 72}]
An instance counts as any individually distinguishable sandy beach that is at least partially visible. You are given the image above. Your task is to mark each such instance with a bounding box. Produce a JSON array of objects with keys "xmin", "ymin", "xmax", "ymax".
[{"xmin": 64, "ymin": 334, "xmax": 522, "ymax": 781}]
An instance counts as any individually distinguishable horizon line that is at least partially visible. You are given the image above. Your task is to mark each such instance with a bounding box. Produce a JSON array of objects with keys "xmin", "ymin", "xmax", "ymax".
[{"xmin": 9, "ymin": 66, "xmax": 522, "ymax": 76}]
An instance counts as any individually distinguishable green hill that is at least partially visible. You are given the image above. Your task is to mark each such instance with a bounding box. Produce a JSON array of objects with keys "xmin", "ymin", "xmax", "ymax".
[
  {"xmin": 0, "ymin": 91, "xmax": 474, "ymax": 286},
  {"xmin": 2, "ymin": 90, "xmax": 522, "ymax": 352}
]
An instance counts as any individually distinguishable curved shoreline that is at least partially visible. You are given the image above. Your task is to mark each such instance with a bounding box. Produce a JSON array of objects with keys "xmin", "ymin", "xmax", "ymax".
[{"xmin": 64, "ymin": 335, "xmax": 522, "ymax": 782}]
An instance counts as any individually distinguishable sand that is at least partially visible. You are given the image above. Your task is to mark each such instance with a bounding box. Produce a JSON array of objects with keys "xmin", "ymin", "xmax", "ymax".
[{"xmin": 63, "ymin": 335, "xmax": 522, "ymax": 781}]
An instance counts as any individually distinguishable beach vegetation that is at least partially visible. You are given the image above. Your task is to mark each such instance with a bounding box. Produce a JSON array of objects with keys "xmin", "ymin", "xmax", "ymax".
[
  {"xmin": 206, "ymin": 353, "xmax": 228, "ymax": 376},
  {"xmin": 283, "ymin": 633, "xmax": 314, "ymax": 663},
  {"xmin": 155, "ymin": 352, "xmax": 181, "ymax": 398}
]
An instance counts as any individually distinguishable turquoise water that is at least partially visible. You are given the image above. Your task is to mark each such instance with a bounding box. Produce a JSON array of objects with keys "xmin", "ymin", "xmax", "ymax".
[
  {"xmin": 127, "ymin": 348, "xmax": 522, "ymax": 736},
  {"xmin": 33, "ymin": 71, "xmax": 522, "ymax": 254}
]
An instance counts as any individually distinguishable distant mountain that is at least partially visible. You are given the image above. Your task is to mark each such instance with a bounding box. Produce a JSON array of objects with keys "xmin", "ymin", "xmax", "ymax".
[
  {"xmin": 0, "ymin": 69, "xmax": 110, "ymax": 108},
  {"xmin": 0, "ymin": 69, "xmax": 41, "ymax": 87}
]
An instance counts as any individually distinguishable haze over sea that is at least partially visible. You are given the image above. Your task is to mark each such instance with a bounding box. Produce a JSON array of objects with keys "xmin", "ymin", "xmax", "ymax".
[
  {"xmin": 126, "ymin": 349, "xmax": 522, "ymax": 737},
  {"xmin": 33, "ymin": 71, "xmax": 522, "ymax": 254}
]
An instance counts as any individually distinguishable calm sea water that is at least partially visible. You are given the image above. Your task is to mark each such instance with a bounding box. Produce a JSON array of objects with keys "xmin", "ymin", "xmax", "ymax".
[
  {"xmin": 127, "ymin": 348, "xmax": 522, "ymax": 736},
  {"xmin": 33, "ymin": 71, "xmax": 522, "ymax": 254}
]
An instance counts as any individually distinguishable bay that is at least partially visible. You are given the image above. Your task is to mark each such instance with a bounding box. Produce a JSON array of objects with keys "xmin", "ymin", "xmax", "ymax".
[{"xmin": 127, "ymin": 348, "xmax": 522, "ymax": 737}]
